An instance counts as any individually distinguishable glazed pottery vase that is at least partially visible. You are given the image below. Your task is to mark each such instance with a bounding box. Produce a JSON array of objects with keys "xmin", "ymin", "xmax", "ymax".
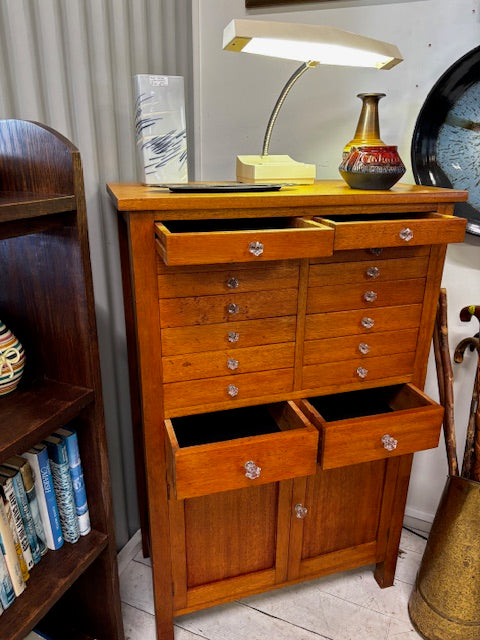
[
  {"xmin": 343, "ymin": 93, "xmax": 386, "ymax": 156},
  {"xmin": 0, "ymin": 320, "xmax": 25, "ymax": 395}
]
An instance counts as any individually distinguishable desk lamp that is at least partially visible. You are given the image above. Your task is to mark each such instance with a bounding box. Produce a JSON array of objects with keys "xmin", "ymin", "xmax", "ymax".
[{"xmin": 223, "ymin": 19, "xmax": 403, "ymax": 183}]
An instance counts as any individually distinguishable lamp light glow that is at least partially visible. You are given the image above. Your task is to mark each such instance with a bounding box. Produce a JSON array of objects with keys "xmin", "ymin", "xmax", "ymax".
[{"xmin": 223, "ymin": 19, "xmax": 403, "ymax": 183}]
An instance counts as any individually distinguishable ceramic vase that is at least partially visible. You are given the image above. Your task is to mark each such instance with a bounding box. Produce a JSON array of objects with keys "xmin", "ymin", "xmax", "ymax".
[{"xmin": 0, "ymin": 320, "xmax": 25, "ymax": 395}]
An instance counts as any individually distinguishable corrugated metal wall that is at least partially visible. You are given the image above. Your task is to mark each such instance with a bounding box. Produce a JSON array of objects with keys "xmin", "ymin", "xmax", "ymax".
[{"xmin": 0, "ymin": 0, "xmax": 193, "ymax": 549}]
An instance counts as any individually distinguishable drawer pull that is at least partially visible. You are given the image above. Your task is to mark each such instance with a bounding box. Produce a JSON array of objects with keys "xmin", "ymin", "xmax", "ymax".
[
  {"xmin": 249, "ymin": 241, "xmax": 264, "ymax": 257},
  {"xmin": 364, "ymin": 290, "xmax": 378, "ymax": 303},
  {"xmin": 295, "ymin": 503, "xmax": 308, "ymax": 519},
  {"xmin": 366, "ymin": 266, "xmax": 380, "ymax": 279},
  {"xmin": 399, "ymin": 227, "xmax": 413, "ymax": 242},
  {"xmin": 361, "ymin": 316, "xmax": 375, "ymax": 329},
  {"xmin": 356, "ymin": 366, "xmax": 368, "ymax": 379},
  {"xmin": 227, "ymin": 384, "xmax": 239, "ymax": 397},
  {"xmin": 227, "ymin": 276, "xmax": 239, "ymax": 289},
  {"xmin": 228, "ymin": 331, "xmax": 239, "ymax": 343},
  {"xmin": 358, "ymin": 342, "xmax": 370, "ymax": 354},
  {"xmin": 244, "ymin": 460, "xmax": 261, "ymax": 480},
  {"xmin": 369, "ymin": 248, "xmax": 383, "ymax": 255},
  {"xmin": 227, "ymin": 357, "xmax": 239, "ymax": 370},
  {"xmin": 382, "ymin": 434, "xmax": 398, "ymax": 451},
  {"xmin": 228, "ymin": 303, "xmax": 239, "ymax": 315}
]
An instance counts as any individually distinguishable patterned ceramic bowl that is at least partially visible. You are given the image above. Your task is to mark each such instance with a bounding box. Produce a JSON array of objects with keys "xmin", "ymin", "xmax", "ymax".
[{"xmin": 0, "ymin": 320, "xmax": 25, "ymax": 395}]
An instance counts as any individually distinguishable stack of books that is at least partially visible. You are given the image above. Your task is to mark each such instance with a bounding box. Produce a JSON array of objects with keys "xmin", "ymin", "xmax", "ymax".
[{"xmin": 0, "ymin": 424, "xmax": 90, "ymax": 614}]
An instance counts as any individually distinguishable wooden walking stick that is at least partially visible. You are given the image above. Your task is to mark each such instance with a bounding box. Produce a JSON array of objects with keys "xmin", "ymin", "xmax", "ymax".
[
  {"xmin": 434, "ymin": 289, "xmax": 458, "ymax": 477},
  {"xmin": 454, "ymin": 335, "xmax": 480, "ymax": 480}
]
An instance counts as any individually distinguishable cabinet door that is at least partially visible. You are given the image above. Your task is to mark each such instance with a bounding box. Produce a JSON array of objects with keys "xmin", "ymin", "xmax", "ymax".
[
  {"xmin": 287, "ymin": 461, "xmax": 387, "ymax": 581},
  {"xmin": 169, "ymin": 480, "xmax": 293, "ymax": 614}
]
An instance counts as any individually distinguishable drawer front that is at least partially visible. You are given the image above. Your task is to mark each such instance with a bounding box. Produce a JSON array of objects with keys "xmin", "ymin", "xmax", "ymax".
[
  {"xmin": 305, "ymin": 304, "xmax": 422, "ymax": 340},
  {"xmin": 307, "ymin": 279, "xmax": 425, "ymax": 314},
  {"xmin": 155, "ymin": 220, "xmax": 334, "ymax": 265},
  {"xmin": 316, "ymin": 213, "xmax": 466, "ymax": 250},
  {"xmin": 297, "ymin": 384, "xmax": 443, "ymax": 469},
  {"xmin": 308, "ymin": 256, "xmax": 429, "ymax": 287},
  {"xmin": 162, "ymin": 316, "xmax": 297, "ymax": 356},
  {"xmin": 160, "ymin": 288, "xmax": 298, "ymax": 328},
  {"xmin": 162, "ymin": 342, "xmax": 295, "ymax": 383},
  {"xmin": 164, "ymin": 368, "xmax": 294, "ymax": 413},
  {"xmin": 157, "ymin": 261, "xmax": 299, "ymax": 298},
  {"xmin": 303, "ymin": 329, "xmax": 419, "ymax": 366},
  {"xmin": 165, "ymin": 401, "xmax": 319, "ymax": 498},
  {"xmin": 302, "ymin": 352, "xmax": 415, "ymax": 389},
  {"xmin": 309, "ymin": 245, "xmax": 430, "ymax": 264}
]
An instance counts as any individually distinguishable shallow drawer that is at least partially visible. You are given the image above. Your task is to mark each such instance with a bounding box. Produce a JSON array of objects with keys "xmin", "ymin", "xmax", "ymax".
[
  {"xmin": 165, "ymin": 402, "xmax": 319, "ymax": 498},
  {"xmin": 163, "ymin": 368, "xmax": 294, "ymax": 413},
  {"xmin": 309, "ymin": 245, "xmax": 430, "ymax": 264},
  {"xmin": 302, "ymin": 352, "xmax": 415, "ymax": 389},
  {"xmin": 308, "ymin": 256, "xmax": 429, "ymax": 287},
  {"xmin": 297, "ymin": 384, "xmax": 443, "ymax": 469},
  {"xmin": 315, "ymin": 212, "xmax": 466, "ymax": 250},
  {"xmin": 307, "ymin": 279, "xmax": 425, "ymax": 314},
  {"xmin": 155, "ymin": 217, "xmax": 334, "ymax": 266}
]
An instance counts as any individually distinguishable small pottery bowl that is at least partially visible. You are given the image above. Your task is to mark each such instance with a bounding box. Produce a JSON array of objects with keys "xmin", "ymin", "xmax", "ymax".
[
  {"xmin": 339, "ymin": 145, "xmax": 406, "ymax": 190},
  {"xmin": 0, "ymin": 320, "xmax": 25, "ymax": 396}
]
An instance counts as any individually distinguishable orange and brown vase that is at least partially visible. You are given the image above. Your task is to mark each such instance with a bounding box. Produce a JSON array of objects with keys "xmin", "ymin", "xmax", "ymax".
[{"xmin": 0, "ymin": 320, "xmax": 25, "ymax": 395}]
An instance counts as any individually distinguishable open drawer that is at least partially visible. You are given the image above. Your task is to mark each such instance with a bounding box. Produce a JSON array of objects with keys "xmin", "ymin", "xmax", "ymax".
[
  {"xmin": 314, "ymin": 212, "xmax": 466, "ymax": 250},
  {"xmin": 155, "ymin": 217, "xmax": 334, "ymax": 265},
  {"xmin": 296, "ymin": 384, "xmax": 443, "ymax": 469},
  {"xmin": 165, "ymin": 401, "xmax": 319, "ymax": 499}
]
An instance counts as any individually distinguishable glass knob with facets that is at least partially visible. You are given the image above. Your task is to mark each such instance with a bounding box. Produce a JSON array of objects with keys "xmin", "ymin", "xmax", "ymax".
[
  {"xmin": 227, "ymin": 276, "xmax": 239, "ymax": 289},
  {"xmin": 227, "ymin": 384, "xmax": 239, "ymax": 397},
  {"xmin": 358, "ymin": 342, "xmax": 370, "ymax": 354},
  {"xmin": 227, "ymin": 358, "xmax": 239, "ymax": 370},
  {"xmin": 369, "ymin": 247, "xmax": 383, "ymax": 255},
  {"xmin": 357, "ymin": 366, "xmax": 368, "ymax": 379},
  {"xmin": 244, "ymin": 461, "xmax": 261, "ymax": 480},
  {"xmin": 364, "ymin": 290, "xmax": 378, "ymax": 303},
  {"xmin": 361, "ymin": 316, "xmax": 375, "ymax": 329},
  {"xmin": 228, "ymin": 331, "xmax": 239, "ymax": 343},
  {"xmin": 294, "ymin": 503, "xmax": 308, "ymax": 519},
  {"xmin": 249, "ymin": 241, "xmax": 264, "ymax": 256},
  {"xmin": 382, "ymin": 434, "xmax": 398, "ymax": 451},
  {"xmin": 399, "ymin": 227, "xmax": 414, "ymax": 242},
  {"xmin": 366, "ymin": 266, "xmax": 380, "ymax": 279},
  {"xmin": 227, "ymin": 303, "xmax": 239, "ymax": 315}
]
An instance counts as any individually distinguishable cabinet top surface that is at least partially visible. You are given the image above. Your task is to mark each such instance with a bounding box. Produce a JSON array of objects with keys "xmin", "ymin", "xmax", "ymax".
[{"xmin": 107, "ymin": 180, "xmax": 468, "ymax": 214}]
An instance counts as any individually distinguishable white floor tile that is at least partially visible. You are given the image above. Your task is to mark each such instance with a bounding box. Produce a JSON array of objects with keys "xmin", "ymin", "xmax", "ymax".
[{"xmin": 120, "ymin": 558, "xmax": 155, "ymax": 615}]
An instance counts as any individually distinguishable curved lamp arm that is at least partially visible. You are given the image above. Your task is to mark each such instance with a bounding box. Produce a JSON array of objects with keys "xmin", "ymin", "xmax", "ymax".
[{"xmin": 262, "ymin": 60, "xmax": 318, "ymax": 157}]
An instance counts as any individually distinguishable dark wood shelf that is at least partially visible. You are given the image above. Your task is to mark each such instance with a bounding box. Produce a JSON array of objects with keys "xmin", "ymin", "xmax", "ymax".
[
  {"xmin": 0, "ymin": 193, "xmax": 76, "ymax": 221},
  {"xmin": 0, "ymin": 530, "xmax": 108, "ymax": 640},
  {"xmin": 0, "ymin": 378, "xmax": 94, "ymax": 459}
]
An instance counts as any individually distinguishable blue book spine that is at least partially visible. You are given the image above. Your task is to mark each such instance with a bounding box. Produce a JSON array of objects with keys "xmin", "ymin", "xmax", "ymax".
[
  {"xmin": 35, "ymin": 447, "xmax": 64, "ymax": 550},
  {"xmin": 0, "ymin": 531, "xmax": 15, "ymax": 609},
  {"xmin": 44, "ymin": 437, "xmax": 79, "ymax": 544},
  {"xmin": 8, "ymin": 470, "xmax": 41, "ymax": 564}
]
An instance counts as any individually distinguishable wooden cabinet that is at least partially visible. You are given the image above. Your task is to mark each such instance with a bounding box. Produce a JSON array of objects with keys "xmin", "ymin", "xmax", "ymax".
[
  {"xmin": 0, "ymin": 120, "xmax": 124, "ymax": 640},
  {"xmin": 108, "ymin": 180, "xmax": 467, "ymax": 640}
]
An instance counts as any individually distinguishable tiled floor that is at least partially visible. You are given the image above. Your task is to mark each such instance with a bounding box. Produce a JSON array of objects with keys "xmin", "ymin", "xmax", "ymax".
[{"xmin": 119, "ymin": 528, "xmax": 426, "ymax": 640}]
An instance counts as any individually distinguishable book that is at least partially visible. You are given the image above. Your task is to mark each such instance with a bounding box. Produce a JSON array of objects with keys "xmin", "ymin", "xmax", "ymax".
[
  {"xmin": 0, "ymin": 529, "xmax": 15, "ymax": 610},
  {"xmin": 24, "ymin": 631, "xmax": 53, "ymax": 639},
  {"xmin": 23, "ymin": 446, "xmax": 63, "ymax": 551},
  {"xmin": 2, "ymin": 457, "xmax": 47, "ymax": 557},
  {"xmin": 55, "ymin": 427, "xmax": 91, "ymax": 536},
  {"xmin": 0, "ymin": 473, "xmax": 33, "ymax": 572},
  {"xmin": 0, "ymin": 492, "xmax": 25, "ymax": 596},
  {"xmin": 43, "ymin": 436, "xmax": 79, "ymax": 543},
  {"xmin": 0, "ymin": 464, "xmax": 41, "ymax": 564}
]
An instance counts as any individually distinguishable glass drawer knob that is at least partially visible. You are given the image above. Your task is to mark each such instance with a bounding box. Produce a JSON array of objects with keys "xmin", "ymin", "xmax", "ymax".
[
  {"xmin": 295, "ymin": 503, "xmax": 308, "ymax": 519},
  {"xmin": 227, "ymin": 303, "xmax": 239, "ymax": 315},
  {"xmin": 369, "ymin": 247, "xmax": 383, "ymax": 255},
  {"xmin": 227, "ymin": 384, "xmax": 239, "ymax": 397},
  {"xmin": 357, "ymin": 366, "xmax": 368, "ymax": 379},
  {"xmin": 358, "ymin": 342, "xmax": 370, "ymax": 354},
  {"xmin": 364, "ymin": 290, "xmax": 378, "ymax": 303},
  {"xmin": 399, "ymin": 227, "xmax": 413, "ymax": 242},
  {"xmin": 228, "ymin": 331, "xmax": 239, "ymax": 343},
  {"xmin": 249, "ymin": 241, "xmax": 264, "ymax": 256},
  {"xmin": 366, "ymin": 266, "xmax": 380, "ymax": 279},
  {"xmin": 382, "ymin": 434, "xmax": 398, "ymax": 451},
  {"xmin": 361, "ymin": 316, "xmax": 375, "ymax": 329},
  {"xmin": 245, "ymin": 460, "xmax": 261, "ymax": 479},
  {"xmin": 227, "ymin": 276, "xmax": 239, "ymax": 289},
  {"xmin": 227, "ymin": 358, "xmax": 239, "ymax": 370}
]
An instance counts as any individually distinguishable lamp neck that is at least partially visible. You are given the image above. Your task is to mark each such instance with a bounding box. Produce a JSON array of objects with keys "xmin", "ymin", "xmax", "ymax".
[{"xmin": 262, "ymin": 61, "xmax": 317, "ymax": 157}]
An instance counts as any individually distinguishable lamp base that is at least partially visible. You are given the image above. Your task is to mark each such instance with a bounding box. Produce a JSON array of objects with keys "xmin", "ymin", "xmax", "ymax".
[{"xmin": 236, "ymin": 155, "xmax": 316, "ymax": 184}]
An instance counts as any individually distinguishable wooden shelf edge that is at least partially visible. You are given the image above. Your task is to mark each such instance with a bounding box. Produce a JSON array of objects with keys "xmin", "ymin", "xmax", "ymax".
[
  {"xmin": 0, "ymin": 194, "xmax": 76, "ymax": 221},
  {"xmin": 0, "ymin": 529, "xmax": 108, "ymax": 640}
]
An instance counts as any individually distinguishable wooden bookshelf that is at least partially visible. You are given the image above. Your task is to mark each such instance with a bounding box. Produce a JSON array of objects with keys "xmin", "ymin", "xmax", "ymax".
[{"xmin": 0, "ymin": 120, "xmax": 124, "ymax": 639}]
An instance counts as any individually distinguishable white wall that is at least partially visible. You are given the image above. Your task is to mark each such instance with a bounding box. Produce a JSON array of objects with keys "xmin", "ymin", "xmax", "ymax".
[{"xmin": 193, "ymin": 0, "xmax": 480, "ymax": 526}]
